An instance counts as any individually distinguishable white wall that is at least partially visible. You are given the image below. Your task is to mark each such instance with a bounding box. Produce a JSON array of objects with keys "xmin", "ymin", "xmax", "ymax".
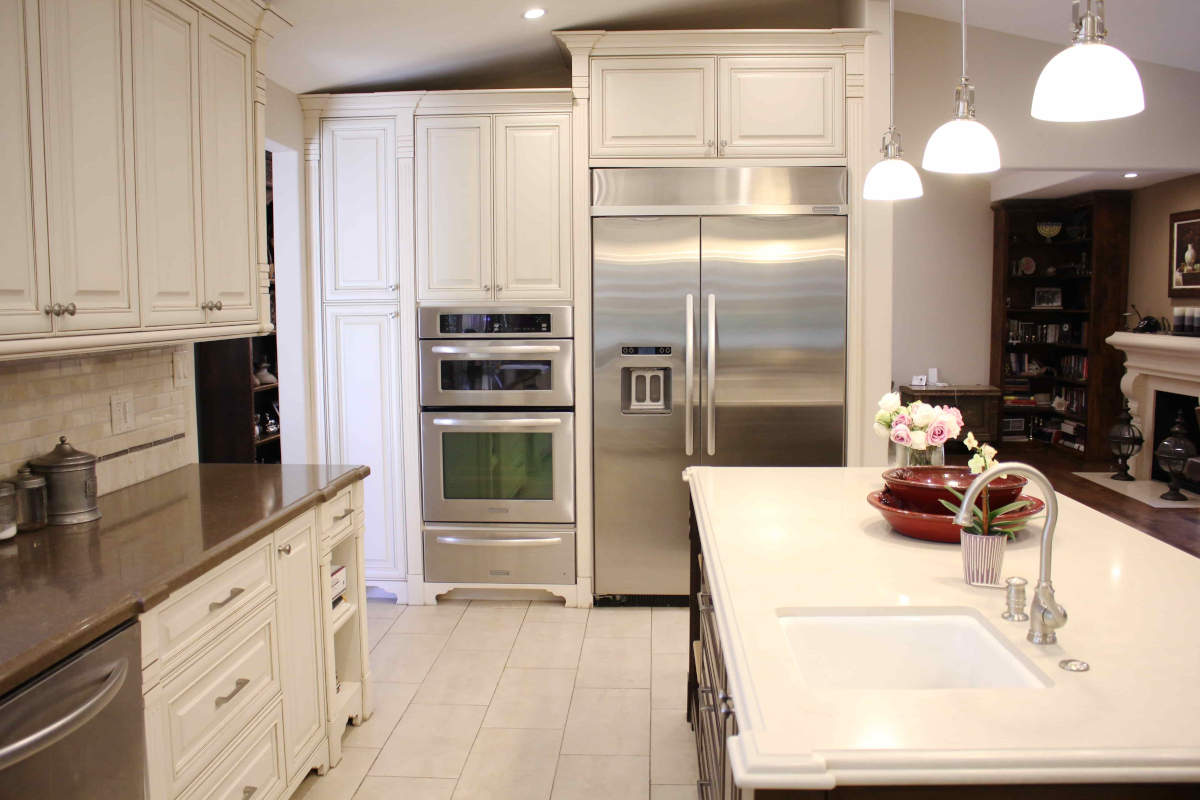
[
  {"xmin": 890, "ymin": 12, "xmax": 1200, "ymax": 388},
  {"xmin": 266, "ymin": 79, "xmax": 316, "ymax": 464}
]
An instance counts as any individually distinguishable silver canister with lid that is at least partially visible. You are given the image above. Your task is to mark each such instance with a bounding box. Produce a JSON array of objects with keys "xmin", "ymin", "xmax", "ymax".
[
  {"xmin": 29, "ymin": 436, "xmax": 102, "ymax": 525},
  {"xmin": 0, "ymin": 482, "xmax": 15, "ymax": 540},
  {"xmin": 14, "ymin": 466, "xmax": 48, "ymax": 531}
]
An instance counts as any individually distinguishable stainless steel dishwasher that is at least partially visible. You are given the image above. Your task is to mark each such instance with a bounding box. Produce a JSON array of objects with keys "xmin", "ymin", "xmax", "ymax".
[{"xmin": 0, "ymin": 621, "xmax": 144, "ymax": 797}]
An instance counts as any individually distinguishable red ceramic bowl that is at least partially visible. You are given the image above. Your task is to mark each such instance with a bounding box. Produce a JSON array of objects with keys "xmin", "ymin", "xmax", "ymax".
[
  {"xmin": 867, "ymin": 490, "xmax": 1044, "ymax": 544},
  {"xmin": 881, "ymin": 466, "xmax": 1027, "ymax": 515}
]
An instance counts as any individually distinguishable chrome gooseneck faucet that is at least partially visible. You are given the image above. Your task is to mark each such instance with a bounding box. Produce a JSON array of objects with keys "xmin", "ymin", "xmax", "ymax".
[{"xmin": 954, "ymin": 462, "xmax": 1067, "ymax": 645}]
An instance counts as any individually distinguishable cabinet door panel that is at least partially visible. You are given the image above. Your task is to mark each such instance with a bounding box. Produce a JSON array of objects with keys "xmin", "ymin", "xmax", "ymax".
[
  {"xmin": 494, "ymin": 114, "xmax": 571, "ymax": 300},
  {"xmin": 320, "ymin": 117, "xmax": 397, "ymax": 301},
  {"xmin": 199, "ymin": 16, "xmax": 257, "ymax": 323},
  {"xmin": 324, "ymin": 307, "xmax": 406, "ymax": 582},
  {"xmin": 415, "ymin": 115, "xmax": 492, "ymax": 300},
  {"xmin": 274, "ymin": 511, "xmax": 325, "ymax": 782},
  {"xmin": 590, "ymin": 57, "xmax": 716, "ymax": 157},
  {"xmin": 134, "ymin": 0, "xmax": 204, "ymax": 326},
  {"xmin": 719, "ymin": 56, "xmax": 845, "ymax": 157},
  {"xmin": 40, "ymin": 0, "xmax": 140, "ymax": 331},
  {"xmin": 0, "ymin": 0, "xmax": 51, "ymax": 335}
]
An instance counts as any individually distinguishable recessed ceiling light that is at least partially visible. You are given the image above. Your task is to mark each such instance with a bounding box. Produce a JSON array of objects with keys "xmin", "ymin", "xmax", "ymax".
[
  {"xmin": 1123, "ymin": 172, "xmax": 1138, "ymax": 178},
  {"xmin": 523, "ymin": 7, "xmax": 546, "ymax": 19}
]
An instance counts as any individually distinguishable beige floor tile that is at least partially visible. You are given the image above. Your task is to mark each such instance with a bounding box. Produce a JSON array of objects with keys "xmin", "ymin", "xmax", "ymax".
[
  {"xmin": 550, "ymin": 755, "xmax": 650, "ymax": 800},
  {"xmin": 466, "ymin": 598, "xmax": 531, "ymax": 609},
  {"xmin": 526, "ymin": 601, "xmax": 590, "ymax": 623},
  {"xmin": 507, "ymin": 621, "xmax": 585, "ymax": 669},
  {"xmin": 389, "ymin": 602, "xmax": 468, "ymax": 635},
  {"xmin": 367, "ymin": 617, "xmax": 389, "ymax": 652},
  {"xmin": 414, "ymin": 648, "xmax": 508, "ymax": 705},
  {"xmin": 651, "ymin": 652, "xmax": 688, "ymax": 711},
  {"xmin": 576, "ymin": 637, "xmax": 651, "ymax": 689},
  {"xmin": 343, "ymin": 681, "xmax": 419, "ymax": 749},
  {"xmin": 354, "ymin": 776, "xmax": 456, "ymax": 800},
  {"xmin": 483, "ymin": 667, "xmax": 575, "ymax": 729},
  {"xmin": 292, "ymin": 747, "xmax": 377, "ymax": 800},
  {"xmin": 651, "ymin": 607, "xmax": 689, "ymax": 654},
  {"xmin": 561, "ymin": 688, "xmax": 650, "ymax": 756},
  {"xmin": 452, "ymin": 727, "xmax": 562, "ymax": 800},
  {"xmin": 650, "ymin": 709, "xmax": 699, "ymax": 785},
  {"xmin": 371, "ymin": 703, "xmax": 485, "ymax": 778},
  {"xmin": 444, "ymin": 610, "xmax": 524, "ymax": 652},
  {"xmin": 586, "ymin": 607, "xmax": 651, "ymax": 638},
  {"xmin": 650, "ymin": 786, "xmax": 696, "ymax": 800},
  {"xmin": 366, "ymin": 599, "xmax": 406, "ymax": 620},
  {"xmin": 370, "ymin": 633, "xmax": 447, "ymax": 684}
]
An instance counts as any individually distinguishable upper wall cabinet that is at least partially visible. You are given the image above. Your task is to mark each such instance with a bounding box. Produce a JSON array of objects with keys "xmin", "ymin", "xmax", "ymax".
[
  {"xmin": 320, "ymin": 117, "xmax": 398, "ymax": 301},
  {"xmin": 416, "ymin": 113, "xmax": 571, "ymax": 301},
  {"xmin": 590, "ymin": 55, "xmax": 845, "ymax": 160}
]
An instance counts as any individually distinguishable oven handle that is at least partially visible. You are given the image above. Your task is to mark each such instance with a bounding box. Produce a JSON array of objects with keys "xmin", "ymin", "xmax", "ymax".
[
  {"xmin": 430, "ymin": 344, "xmax": 564, "ymax": 355},
  {"xmin": 0, "ymin": 657, "xmax": 128, "ymax": 771},
  {"xmin": 430, "ymin": 418, "xmax": 563, "ymax": 428},
  {"xmin": 435, "ymin": 535, "xmax": 563, "ymax": 547}
]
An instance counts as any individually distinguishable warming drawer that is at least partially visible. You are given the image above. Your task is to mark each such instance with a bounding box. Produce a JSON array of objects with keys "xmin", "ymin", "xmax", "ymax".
[{"xmin": 423, "ymin": 525, "xmax": 576, "ymax": 585}]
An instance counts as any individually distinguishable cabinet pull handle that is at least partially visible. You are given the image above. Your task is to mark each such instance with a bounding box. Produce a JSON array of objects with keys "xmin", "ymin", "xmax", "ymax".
[
  {"xmin": 209, "ymin": 586, "xmax": 244, "ymax": 612},
  {"xmin": 63, "ymin": 303, "xmax": 77, "ymax": 316},
  {"xmin": 242, "ymin": 787, "xmax": 257, "ymax": 799},
  {"xmin": 333, "ymin": 508, "xmax": 353, "ymax": 522},
  {"xmin": 214, "ymin": 677, "xmax": 250, "ymax": 708},
  {"xmin": 277, "ymin": 544, "xmax": 292, "ymax": 556}
]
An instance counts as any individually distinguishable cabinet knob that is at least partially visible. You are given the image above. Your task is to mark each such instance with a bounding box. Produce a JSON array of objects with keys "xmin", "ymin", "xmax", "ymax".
[
  {"xmin": 705, "ymin": 139, "xmax": 714, "ymax": 150},
  {"xmin": 213, "ymin": 300, "xmax": 223, "ymax": 311},
  {"xmin": 63, "ymin": 302, "xmax": 76, "ymax": 316},
  {"xmin": 482, "ymin": 284, "xmax": 491, "ymax": 292},
  {"xmin": 201, "ymin": 301, "xmax": 211, "ymax": 311},
  {"xmin": 43, "ymin": 304, "xmax": 58, "ymax": 316},
  {"xmin": 495, "ymin": 285, "xmax": 503, "ymax": 292},
  {"xmin": 277, "ymin": 543, "xmax": 292, "ymax": 556}
]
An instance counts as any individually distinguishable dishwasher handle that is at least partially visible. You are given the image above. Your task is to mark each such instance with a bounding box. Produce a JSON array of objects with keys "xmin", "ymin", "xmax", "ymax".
[{"xmin": 0, "ymin": 658, "xmax": 128, "ymax": 771}]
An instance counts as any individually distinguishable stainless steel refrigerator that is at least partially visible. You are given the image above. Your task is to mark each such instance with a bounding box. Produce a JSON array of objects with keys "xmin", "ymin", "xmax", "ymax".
[{"xmin": 592, "ymin": 167, "xmax": 848, "ymax": 597}]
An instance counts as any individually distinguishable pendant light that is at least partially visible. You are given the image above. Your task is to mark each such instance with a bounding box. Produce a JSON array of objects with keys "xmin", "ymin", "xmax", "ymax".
[
  {"xmin": 1031, "ymin": 0, "xmax": 1144, "ymax": 122},
  {"xmin": 863, "ymin": 0, "xmax": 923, "ymax": 201},
  {"xmin": 921, "ymin": 0, "xmax": 1000, "ymax": 174}
]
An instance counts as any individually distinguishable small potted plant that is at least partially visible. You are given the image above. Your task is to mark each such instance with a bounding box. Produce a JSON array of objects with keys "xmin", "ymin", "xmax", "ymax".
[
  {"xmin": 941, "ymin": 434, "xmax": 1034, "ymax": 586},
  {"xmin": 873, "ymin": 392, "xmax": 963, "ymax": 466}
]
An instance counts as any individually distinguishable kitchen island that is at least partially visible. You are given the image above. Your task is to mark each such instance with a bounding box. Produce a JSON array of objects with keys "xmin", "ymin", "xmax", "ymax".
[{"xmin": 685, "ymin": 466, "xmax": 1200, "ymax": 798}]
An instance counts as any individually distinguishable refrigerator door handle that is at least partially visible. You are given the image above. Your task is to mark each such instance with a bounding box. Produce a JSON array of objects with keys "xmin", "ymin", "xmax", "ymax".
[
  {"xmin": 685, "ymin": 293, "xmax": 695, "ymax": 456},
  {"xmin": 706, "ymin": 293, "xmax": 716, "ymax": 456}
]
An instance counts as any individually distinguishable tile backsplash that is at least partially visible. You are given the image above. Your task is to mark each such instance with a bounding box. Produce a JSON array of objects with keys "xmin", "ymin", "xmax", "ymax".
[{"xmin": 0, "ymin": 346, "xmax": 197, "ymax": 495}]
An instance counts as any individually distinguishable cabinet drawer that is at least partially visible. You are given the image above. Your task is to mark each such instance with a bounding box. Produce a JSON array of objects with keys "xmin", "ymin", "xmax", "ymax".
[
  {"xmin": 181, "ymin": 701, "xmax": 286, "ymax": 800},
  {"xmin": 158, "ymin": 601, "xmax": 281, "ymax": 795},
  {"xmin": 319, "ymin": 484, "xmax": 357, "ymax": 535},
  {"xmin": 423, "ymin": 526, "xmax": 575, "ymax": 585},
  {"xmin": 149, "ymin": 539, "xmax": 274, "ymax": 667}
]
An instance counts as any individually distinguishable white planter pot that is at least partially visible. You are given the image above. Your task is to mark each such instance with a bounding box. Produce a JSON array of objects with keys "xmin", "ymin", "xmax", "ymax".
[{"xmin": 960, "ymin": 530, "xmax": 1006, "ymax": 586}]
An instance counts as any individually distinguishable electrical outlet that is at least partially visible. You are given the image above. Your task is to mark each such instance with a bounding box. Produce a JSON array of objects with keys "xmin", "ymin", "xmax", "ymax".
[
  {"xmin": 172, "ymin": 349, "xmax": 193, "ymax": 388},
  {"xmin": 110, "ymin": 392, "xmax": 135, "ymax": 435}
]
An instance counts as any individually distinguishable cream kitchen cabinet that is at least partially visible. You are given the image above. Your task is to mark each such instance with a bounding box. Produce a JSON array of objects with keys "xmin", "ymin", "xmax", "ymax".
[
  {"xmin": 0, "ymin": 0, "xmax": 278, "ymax": 358},
  {"xmin": 416, "ymin": 113, "xmax": 571, "ymax": 301},
  {"xmin": 589, "ymin": 54, "xmax": 845, "ymax": 159},
  {"xmin": 320, "ymin": 117, "xmax": 399, "ymax": 301}
]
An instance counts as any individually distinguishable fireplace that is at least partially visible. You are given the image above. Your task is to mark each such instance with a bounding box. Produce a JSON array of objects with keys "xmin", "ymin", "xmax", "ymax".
[{"xmin": 1151, "ymin": 391, "xmax": 1200, "ymax": 491}]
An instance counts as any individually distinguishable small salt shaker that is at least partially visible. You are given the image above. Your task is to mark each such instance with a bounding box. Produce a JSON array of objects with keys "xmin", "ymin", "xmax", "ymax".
[{"xmin": 1002, "ymin": 576, "xmax": 1029, "ymax": 622}]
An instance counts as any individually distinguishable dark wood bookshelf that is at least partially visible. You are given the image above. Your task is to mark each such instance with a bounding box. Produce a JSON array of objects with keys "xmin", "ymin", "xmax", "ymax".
[
  {"xmin": 990, "ymin": 191, "xmax": 1130, "ymax": 460},
  {"xmin": 194, "ymin": 336, "xmax": 281, "ymax": 464}
]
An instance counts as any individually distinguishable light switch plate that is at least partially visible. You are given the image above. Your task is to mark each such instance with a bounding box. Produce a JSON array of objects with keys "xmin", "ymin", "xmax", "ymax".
[
  {"xmin": 110, "ymin": 392, "xmax": 135, "ymax": 435},
  {"xmin": 172, "ymin": 349, "xmax": 192, "ymax": 389}
]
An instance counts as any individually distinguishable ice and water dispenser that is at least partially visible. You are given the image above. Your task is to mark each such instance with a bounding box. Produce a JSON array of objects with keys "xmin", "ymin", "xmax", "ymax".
[{"xmin": 619, "ymin": 346, "xmax": 671, "ymax": 414}]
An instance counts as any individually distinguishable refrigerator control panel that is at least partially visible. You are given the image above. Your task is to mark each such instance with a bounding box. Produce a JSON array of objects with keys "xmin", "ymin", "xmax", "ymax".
[{"xmin": 621, "ymin": 345, "xmax": 672, "ymax": 356}]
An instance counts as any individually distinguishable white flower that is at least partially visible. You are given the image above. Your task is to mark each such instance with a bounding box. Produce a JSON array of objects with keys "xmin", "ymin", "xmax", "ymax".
[
  {"xmin": 910, "ymin": 402, "xmax": 936, "ymax": 429},
  {"xmin": 963, "ymin": 431, "xmax": 979, "ymax": 451},
  {"xmin": 873, "ymin": 422, "xmax": 891, "ymax": 439},
  {"xmin": 981, "ymin": 444, "xmax": 998, "ymax": 461},
  {"xmin": 968, "ymin": 453, "xmax": 986, "ymax": 474},
  {"xmin": 874, "ymin": 408, "xmax": 893, "ymax": 426},
  {"xmin": 909, "ymin": 430, "xmax": 928, "ymax": 450},
  {"xmin": 878, "ymin": 392, "xmax": 902, "ymax": 413}
]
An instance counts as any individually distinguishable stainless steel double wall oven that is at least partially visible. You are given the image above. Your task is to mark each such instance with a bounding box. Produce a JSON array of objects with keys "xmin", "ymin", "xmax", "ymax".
[{"xmin": 418, "ymin": 306, "xmax": 576, "ymax": 585}]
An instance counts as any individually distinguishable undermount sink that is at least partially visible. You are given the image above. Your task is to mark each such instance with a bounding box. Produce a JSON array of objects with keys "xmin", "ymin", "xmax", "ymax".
[{"xmin": 777, "ymin": 607, "xmax": 1051, "ymax": 690}]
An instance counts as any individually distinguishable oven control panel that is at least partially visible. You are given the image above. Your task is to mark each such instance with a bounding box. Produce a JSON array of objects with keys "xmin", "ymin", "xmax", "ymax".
[
  {"xmin": 441, "ymin": 313, "xmax": 551, "ymax": 335},
  {"xmin": 418, "ymin": 305, "xmax": 573, "ymax": 339}
]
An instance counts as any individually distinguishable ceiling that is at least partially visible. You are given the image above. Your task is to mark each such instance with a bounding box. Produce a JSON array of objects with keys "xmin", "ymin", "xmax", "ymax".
[
  {"xmin": 990, "ymin": 169, "xmax": 1199, "ymax": 201},
  {"xmin": 266, "ymin": 0, "xmax": 1200, "ymax": 95}
]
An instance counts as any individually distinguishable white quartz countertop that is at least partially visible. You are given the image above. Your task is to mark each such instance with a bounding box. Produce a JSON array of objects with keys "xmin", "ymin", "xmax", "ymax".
[{"xmin": 684, "ymin": 466, "xmax": 1200, "ymax": 789}]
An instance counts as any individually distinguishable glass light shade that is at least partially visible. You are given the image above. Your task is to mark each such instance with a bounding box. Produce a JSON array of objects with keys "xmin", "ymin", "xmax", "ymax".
[
  {"xmin": 863, "ymin": 157, "xmax": 924, "ymax": 201},
  {"xmin": 1031, "ymin": 42, "xmax": 1144, "ymax": 122},
  {"xmin": 921, "ymin": 118, "xmax": 1001, "ymax": 174}
]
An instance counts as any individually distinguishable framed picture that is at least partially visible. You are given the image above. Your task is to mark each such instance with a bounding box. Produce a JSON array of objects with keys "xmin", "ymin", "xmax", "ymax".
[
  {"xmin": 1169, "ymin": 208, "xmax": 1200, "ymax": 298},
  {"xmin": 1032, "ymin": 287, "xmax": 1063, "ymax": 308}
]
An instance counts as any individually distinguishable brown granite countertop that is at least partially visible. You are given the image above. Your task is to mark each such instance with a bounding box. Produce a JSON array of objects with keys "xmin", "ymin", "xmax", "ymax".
[{"xmin": 0, "ymin": 463, "xmax": 369, "ymax": 697}]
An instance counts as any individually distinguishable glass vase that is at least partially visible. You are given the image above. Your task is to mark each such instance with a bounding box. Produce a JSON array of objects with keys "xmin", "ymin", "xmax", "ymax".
[{"xmin": 888, "ymin": 442, "xmax": 946, "ymax": 468}]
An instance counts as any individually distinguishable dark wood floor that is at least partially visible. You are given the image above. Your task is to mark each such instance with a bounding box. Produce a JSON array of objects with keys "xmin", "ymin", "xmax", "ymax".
[{"xmin": 946, "ymin": 442, "xmax": 1200, "ymax": 558}]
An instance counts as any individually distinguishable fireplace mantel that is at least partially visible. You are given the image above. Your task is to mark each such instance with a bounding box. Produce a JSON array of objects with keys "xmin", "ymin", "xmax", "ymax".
[{"xmin": 1107, "ymin": 331, "xmax": 1200, "ymax": 479}]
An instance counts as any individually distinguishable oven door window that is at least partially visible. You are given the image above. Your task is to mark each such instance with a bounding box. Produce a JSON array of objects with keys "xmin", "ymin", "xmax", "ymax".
[
  {"xmin": 442, "ymin": 432, "xmax": 554, "ymax": 500},
  {"xmin": 440, "ymin": 360, "xmax": 552, "ymax": 393}
]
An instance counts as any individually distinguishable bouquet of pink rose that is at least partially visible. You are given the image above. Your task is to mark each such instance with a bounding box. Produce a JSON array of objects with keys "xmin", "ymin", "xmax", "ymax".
[{"xmin": 873, "ymin": 392, "xmax": 963, "ymax": 456}]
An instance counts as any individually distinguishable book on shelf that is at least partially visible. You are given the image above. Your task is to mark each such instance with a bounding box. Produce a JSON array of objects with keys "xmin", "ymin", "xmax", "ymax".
[
  {"xmin": 1059, "ymin": 354, "xmax": 1088, "ymax": 380},
  {"xmin": 1006, "ymin": 319, "xmax": 1088, "ymax": 346}
]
